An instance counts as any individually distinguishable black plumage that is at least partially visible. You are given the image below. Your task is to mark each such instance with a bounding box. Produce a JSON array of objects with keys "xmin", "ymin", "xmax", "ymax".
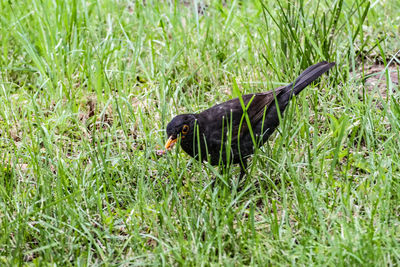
[{"xmin": 164, "ymin": 61, "xmax": 335, "ymax": 177}]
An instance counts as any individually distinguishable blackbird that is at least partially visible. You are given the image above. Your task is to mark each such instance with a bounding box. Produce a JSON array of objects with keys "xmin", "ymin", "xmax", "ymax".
[{"xmin": 164, "ymin": 61, "xmax": 335, "ymax": 178}]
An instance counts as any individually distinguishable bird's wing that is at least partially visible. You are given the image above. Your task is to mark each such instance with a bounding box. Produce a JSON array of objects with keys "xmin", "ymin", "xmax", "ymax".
[
  {"xmin": 230, "ymin": 88, "xmax": 287, "ymax": 141},
  {"xmin": 197, "ymin": 87, "xmax": 286, "ymax": 148}
]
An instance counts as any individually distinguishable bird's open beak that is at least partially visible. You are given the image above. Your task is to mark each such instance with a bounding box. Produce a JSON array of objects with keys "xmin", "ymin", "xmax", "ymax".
[{"xmin": 164, "ymin": 136, "xmax": 177, "ymax": 150}]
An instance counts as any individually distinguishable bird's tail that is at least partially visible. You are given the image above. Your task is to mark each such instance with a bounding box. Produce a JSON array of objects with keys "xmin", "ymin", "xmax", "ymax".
[{"xmin": 285, "ymin": 61, "xmax": 335, "ymax": 97}]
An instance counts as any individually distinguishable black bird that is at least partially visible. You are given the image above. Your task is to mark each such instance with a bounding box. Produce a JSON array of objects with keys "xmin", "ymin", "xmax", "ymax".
[{"xmin": 164, "ymin": 61, "xmax": 335, "ymax": 178}]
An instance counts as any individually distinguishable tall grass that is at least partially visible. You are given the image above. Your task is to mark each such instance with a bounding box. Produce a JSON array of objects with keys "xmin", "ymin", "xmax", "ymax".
[{"xmin": 0, "ymin": 0, "xmax": 399, "ymax": 265}]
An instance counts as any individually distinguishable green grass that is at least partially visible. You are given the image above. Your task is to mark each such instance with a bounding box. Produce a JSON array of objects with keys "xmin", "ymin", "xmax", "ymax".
[{"xmin": 1, "ymin": 0, "xmax": 400, "ymax": 265}]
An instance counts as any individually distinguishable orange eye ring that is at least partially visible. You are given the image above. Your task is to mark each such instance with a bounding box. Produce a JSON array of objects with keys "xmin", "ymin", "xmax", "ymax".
[{"xmin": 182, "ymin": 124, "xmax": 189, "ymax": 134}]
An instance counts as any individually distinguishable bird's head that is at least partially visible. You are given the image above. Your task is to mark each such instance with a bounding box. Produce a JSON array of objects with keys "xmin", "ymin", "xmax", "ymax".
[{"xmin": 165, "ymin": 114, "xmax": 196, "ymax": 150}]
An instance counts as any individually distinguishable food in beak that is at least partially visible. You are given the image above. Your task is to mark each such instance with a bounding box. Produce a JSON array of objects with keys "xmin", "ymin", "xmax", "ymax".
[{"xmin": 164, "ymin": 136, "xmax": 177, "ymax": 150}]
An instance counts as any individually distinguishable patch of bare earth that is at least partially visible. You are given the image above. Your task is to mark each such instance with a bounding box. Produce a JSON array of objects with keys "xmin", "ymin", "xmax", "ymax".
[{"xmin": 361, "ymin": 63, "xmax": 399, "ymax": 98}]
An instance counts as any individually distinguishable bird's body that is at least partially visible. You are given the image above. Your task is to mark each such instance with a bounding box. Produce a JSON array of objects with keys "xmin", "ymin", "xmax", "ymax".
[{"xmin": 165, "ymin": 61, "xmax": 335, "ymax": 176}]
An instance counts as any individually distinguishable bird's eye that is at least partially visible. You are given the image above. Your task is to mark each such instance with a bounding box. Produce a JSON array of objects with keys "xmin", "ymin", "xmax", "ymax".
[{"xmin": 182, "ymin": 124, "xmax": 189, "ymax": 134}]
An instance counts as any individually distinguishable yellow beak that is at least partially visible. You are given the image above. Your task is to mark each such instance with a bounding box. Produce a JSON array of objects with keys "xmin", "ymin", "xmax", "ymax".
[{"xmin": 164, "ymin": 136, "xmax": 177, "ymax": 150}]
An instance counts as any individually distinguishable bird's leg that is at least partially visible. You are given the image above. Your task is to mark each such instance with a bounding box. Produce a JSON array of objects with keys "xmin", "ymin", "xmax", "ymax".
[
  {"xmin": 239, "ymin": 159, "xmax": 248, "ymax": 184},
  {"xmin": 239, "ymin": 159, "xmax": 248, "ymax": 178},
  {"xmin": 211, "ymin": 164, "xmax": 227, "ymax": 190}
]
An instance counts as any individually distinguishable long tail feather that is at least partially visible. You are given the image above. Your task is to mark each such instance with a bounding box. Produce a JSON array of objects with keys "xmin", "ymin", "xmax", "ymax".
[{"xmin": 288, "ymin": 61, "xmax": 335, "ymax": 96}]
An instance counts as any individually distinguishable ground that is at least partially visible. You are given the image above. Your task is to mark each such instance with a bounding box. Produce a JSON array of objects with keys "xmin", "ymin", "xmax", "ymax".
[{"xmin": 0, "ymin": 0, "xmax": 399, "ymax": 265}]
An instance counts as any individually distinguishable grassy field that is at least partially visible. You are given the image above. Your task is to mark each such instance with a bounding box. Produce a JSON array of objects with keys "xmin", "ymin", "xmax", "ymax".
[{"xmin": 1, "ymin": 0, "xmax": 400, "ymax": 265}]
